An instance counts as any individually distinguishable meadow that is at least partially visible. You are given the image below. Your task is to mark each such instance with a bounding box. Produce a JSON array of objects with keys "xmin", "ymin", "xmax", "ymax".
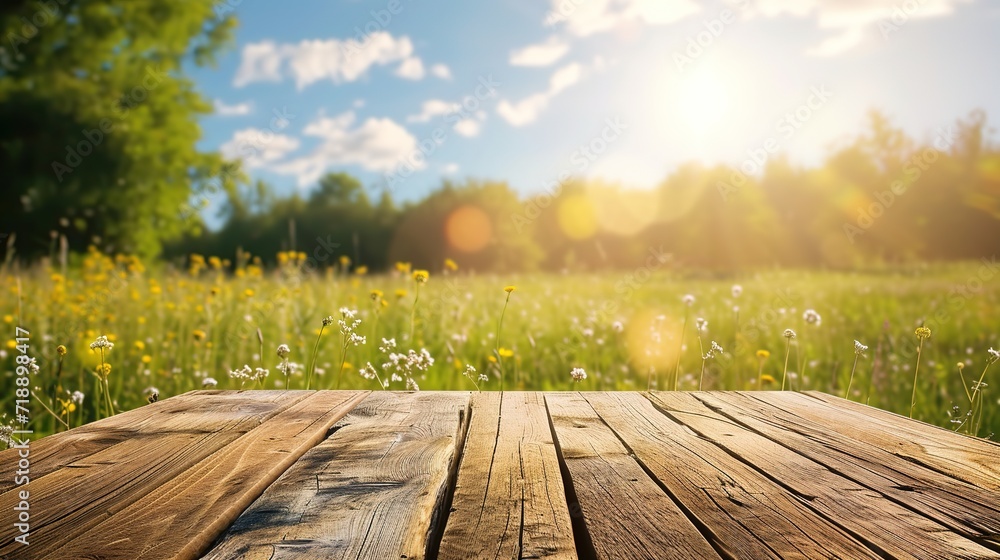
[{"xmin": 2, "ymin": 246, "xmax": 999, "ymax": 441}]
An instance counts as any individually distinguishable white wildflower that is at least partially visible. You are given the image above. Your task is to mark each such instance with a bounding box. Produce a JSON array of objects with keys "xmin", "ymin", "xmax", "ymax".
[
  {"xmin": 276, "ymin": 344, "xmax": 290, "ymax": 358},
  {"xmin": 570, "ymin": 367, "xmax": 587, "ymax": 382},
  {"xmin": 406, "ymin": 377, "xmax": 420, "ymax": 391},
  {"xmin": 854, "ymin": 340, "xmax": 868, "ymax": 356},
  {"xmin": 783, "ymin": 329, "xmax": 797, "ymax": 339},
  {"xmin": 89, "ymin": 335, "xmax": 114, "ymax": 351},
  {"xmin": 695, "ymin": 318, "xmax": 708, "ymax": 332},
  {"xmin": 732, "ymin": 284, "xmax": 743, "ymax": 298},
  {"xmin": 71, "ymin": 390, "xmax": 85, "ymax": 404},
  {"xmin": 682, "ymin": 294, "xmax": 695, "ymax": 306},
  {"xmin": 611, "ymin": 321, "xmax": 624, "ymax": 333},
  {"xmin": 202, "ymin": 378, "xmax": 218, "ymax": 388},
  {"xmin": 803, "ymin": 309, "xmax": 821, "ymax": 326}
]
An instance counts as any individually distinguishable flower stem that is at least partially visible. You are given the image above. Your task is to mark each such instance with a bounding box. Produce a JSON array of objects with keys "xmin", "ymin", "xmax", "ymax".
[
  {"xmin": 672, "ymin": 311, "xmax": 689, "ymax": 391},
  {"xmin": 496, "ymin": 292, "xmax": 511, "ymax": 392},
  {"xmin": 306, "ymin": 325, "xmax": 325, "ymax": 390},
  {"xmin": 845, "ymin": 354, "xmax": 859, "ymax": 399},
  {"xmin": 781, "ymin": 338, "xmax": 791, "ymax": 391},
  {"xmin": 910, "ymin": 338, "xmax": 925, "ymax": 418}
]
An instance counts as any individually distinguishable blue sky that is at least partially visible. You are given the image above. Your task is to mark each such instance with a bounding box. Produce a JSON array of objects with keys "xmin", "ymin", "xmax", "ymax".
[{"xmin": 191, "ymin": 0, "xmax": 1000, "ymax": 212}]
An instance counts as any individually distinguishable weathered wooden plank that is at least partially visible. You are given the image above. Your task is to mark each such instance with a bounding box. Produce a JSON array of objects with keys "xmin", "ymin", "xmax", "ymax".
[
  {"xmin": 438, "ymin": 392, "xmax": 577, "ymax": 560},
  {"xmin": 800, "ymin": 391, "xmax": 1000, "ymax": 492},
  {"xmin": 699, "ymin": 391, "xmax": 1000, "ymax": 543},
  {"xmin": 0, "ymin": 390, "xmax": 309, "ymax": 558},
  {"xmin": 0, "ymin": 390, "xmax": 268, "ymax": 495},
  {"xmin": 651, "ymin": 392, "xmax": 1000, "ymax": 560},
  {"xmin": 545, "ymin": 392, "xmax": 722, "ymax": 560},
  {"xmin": 44, "ymin": 390, "xmax": 369, "ymax": 560},
  {"xmin": 203, "ymin": 391, "xmax": 470, "ymax": 560},
  {"xmin": 587, "ymin": 392, "xmax": 879, "ymax": 560}
]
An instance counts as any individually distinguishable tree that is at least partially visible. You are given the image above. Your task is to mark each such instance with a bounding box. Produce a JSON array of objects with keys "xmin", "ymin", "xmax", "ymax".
[{"xmin": 0, "ymin": 0, "xmax": 239, "ymax": 259}]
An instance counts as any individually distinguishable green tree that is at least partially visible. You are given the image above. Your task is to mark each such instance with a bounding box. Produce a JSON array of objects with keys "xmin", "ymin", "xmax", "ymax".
[{"xmin": 0, "ymin": 0, "xmax": 239, "ymax": 259}]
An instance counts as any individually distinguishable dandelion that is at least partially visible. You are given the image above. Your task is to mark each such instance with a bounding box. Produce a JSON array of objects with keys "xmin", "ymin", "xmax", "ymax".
[
  {"xmin": 504, "ymin": 285, "xmax": 516, "ymax": 293},
  {"xmin": 444, "ymin": 258, "xmax": 459, "ymax": 272},
  {"xmin": 756, "ymin": 349, "xmax": 770, "ymax": 389},
  {"xmin": 803, "ymin": 309, "xmax": 822, "ymax": 326},
  {"xmin": 732, "ymin": 285, "xmax": 743, "ymax": 298},
  {"xmin": 56, "ymin": 344, "xmax": 67, "ymax": 356},
  {"xmin": 911, "ymin": 327, "xmax": 931, "ymax": 418},
  {"xmin": 612, "ymin": 321, "xmax": 624, "ymax": 333},
  {"xmin": 192, "ymin": 329, "xmax": 206, "ymax": 341},
  {"xmin": 682, "ymin": 294, "xmax": 695, "ymax": 306},
  {"xmin": 760, "ymin": 374, "xmax": 776, "ymax": 385},
  {"xmin": 412, "ymin": 270, "xmax": 429, "ymax": 284},
  {"xmin": 370, "ymin": 289, "xmax": 383, "ymax": 301},
  {"xmin": 845, "ymin": 341, "xmax": 868, "ymax": 399},
  {"xmin": 781, "ymin": 329, "xmax": 796, "ymax": 391},
  {"xmin": 202, "ymin": 378, "xmax": 218, "ymax": 388},
  {"xmin": 90, "ymin": 335, "xmax": 115, "ymax": 417},
  {"xmin": 277, "ymin": 343, "xmax": 292, "ymax": 388}
]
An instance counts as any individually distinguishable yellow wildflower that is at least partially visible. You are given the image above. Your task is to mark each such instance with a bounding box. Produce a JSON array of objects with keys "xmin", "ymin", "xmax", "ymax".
[
  {"xmin": 141, "ymin": 355, "xmax": 152, "ymax": 364},
  {"xmin": 761, "ymin": 374, "xmax": 776, "ymax": 384},
  {"xmin": 498, "ymin": 347, "xmax": 514, "ymax": 358},
  {"xmin": 413, "ymin": 270, "xmax": 429, "ymax": 284},
  {"xmin": 504, "ymin": 285, "xmax": 516, "ymax": 294},
  {"xmin": 444, "ymin": 258, "xmax": 458, "ymax": 271},
  {"xmin": 756, "ymin": 350, "xmax": 770, "ymax": 359}
]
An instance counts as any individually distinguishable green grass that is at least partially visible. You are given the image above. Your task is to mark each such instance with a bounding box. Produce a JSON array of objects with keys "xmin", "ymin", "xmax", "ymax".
[{"xmin": 2, "ymin": 251, "xmax": 998, "ymax": 441}]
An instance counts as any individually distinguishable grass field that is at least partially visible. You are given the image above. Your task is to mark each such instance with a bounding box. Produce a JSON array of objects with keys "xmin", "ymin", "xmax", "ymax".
[{"xmin": 2, "ymin": 247, "xmax": 999, "ymax": 441}]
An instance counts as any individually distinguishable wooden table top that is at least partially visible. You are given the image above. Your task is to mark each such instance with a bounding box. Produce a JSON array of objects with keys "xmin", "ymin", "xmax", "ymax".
[{"xmin": 2, "ymin": 390, "xmax": 1000, "ymax": 559}]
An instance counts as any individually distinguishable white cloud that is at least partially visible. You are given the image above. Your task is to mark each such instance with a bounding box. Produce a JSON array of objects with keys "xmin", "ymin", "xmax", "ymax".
[
  {"xmin": 453, "ymin": 118, "xmax": 482, "ymax": 138},
  {"xmin": 509, "ymin": 36, "xmax": 570, "ymax": 67},
  {"xmin": 220, "ymin": 128, "xmax": 300, "ymax": 168},
  {"xmin": 547, "ymin": 0, "xmax": 699, "ymax": 36},
  {"xmin": 213, "ymin": 99, "xmax": 253, "ymax": 116},
  {"xmin": 749, "ymin": 0, "xmax": 971, "ymax": 56},
  {"xmin": 233, "ymin": 41, "xmax": 285, "ymax": 87},
  {"xmin": 430, "ymin": 63, "xmax": 452, "ymax": 79},
  {"xmin": 271, "ymin": 111, "xmax": 423, "ymax": 187},
  {"xmin": 395, "ymin": 57, "xmax": 425, "ymax": 80},
  {"xmin": 441, "ymin": 163, "xmax": 459, "ymax": 174},
  {"xmin": 353, "ymin": 98, "xmax": 366, "ymax": 109},
  {"xmin": 497, "ymin": 62, "xmax": 583, "ymax": 127},
  {"xmin": 233, "ymin": 32, "xmax": 426, "ymax": 89},
  {"xmin": 407, "ymin": 99, "xmax": 460, "ymax": 123}
]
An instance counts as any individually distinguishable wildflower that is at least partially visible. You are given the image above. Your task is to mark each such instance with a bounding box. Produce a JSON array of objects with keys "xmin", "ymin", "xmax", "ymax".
[
  {"xmin": 570, "ymin": 367, "xmax": 587, "ymax": 382},
  {"xmin": 97, "ymin": 363, "xmax": 112, "ymax": 375},
  {"xmin": 444, "ymin": 258, "xmax": 458, "ymax": 271},
  {"xmin": 732, "ymin": 285, "xmax": 743, "ymax": 298},
  {"xmin": 854, "ymin": 340, "xmax": 868, "ymax": 356},
  {"xmin": 202, "ymin": 378, "xmax": 218, "ymax": 388},
  {"xmin": 695, "ymin": 318, "xmax": 708, "ymax": 332},
  {"xmin": 498, "ymin": 347, "xmax": 514, "ymax": 358},
  {"xmin": 71, "ymin": 391, "xmax": 85, "ymax": 404},
  {"xmin": 276, "ymin": 344, "xmax": 291, "ymax": 359},
  {"xmin": 370, "ymin": 289, "xmax": 384, "ymax": 301},
  {"xmin": 192, "ymin": 329, "xmax": 206, "ymax": 341},
  {"xmin": 380, "ymin": 338, "xmax": 397, "ymax": 353},
  {"xmin": 141, "ymin": 355, "xmax": 152, "ymax": 364},
  {"xmin": 761, "ymin": 374, "xmax": 776, "ymax": 384},
  {"xmin": 703, "ymin": 341, "xmax": 723, "ymax": 360},
  {"xmin": 406, "ymin": 377, "xmax": 420, "ymax": 391},
  {"xmin": 682, "ymin": 294, "xmax": 695, "ymax": 306},
  {"xmin": 756, "ymin": 350, "xmax": 770, "ymax": 359},
  {"xmin": 339, "ymin": 255, "xmax": 351, "ymax": 267},
  {"xmin": 612, "ymin": 321, "xmax": 624, "ymax": 333},
  {"xmin": 396, "ymin": 261, "xmax": 412, "ymax": 274},
  {"xmin": 783, "ymin": 329, "xmax": 797, "ymax": 339},
  {"xmin": 803, "ymin": 309, "xmax": 821, "ymax": 326},
  {"xmin": 413, "ymin": 270, "xmax": 429, "ymax": 284},
  {"xmin": 911, "ymin": 327, "xmax": 932, "ymax": 418},
  {"xmin": 56, "ymin": 345, "xmax": 67, "ymax": 356},
  {"xmin": 988, "ymin": 347, "xmax": 1000, "ymax": 364},
  {"xmin": 504, "ymin": 285, "xmax": 516, "ymax": 293},
  {"xmin": 322, "ymin": 316, "xmax": 334, "ymax": 327},
  {"xmin": 89, "ymin": 335, "xmax": 115, "ymax": 351},
  {"xmin": 229, "ymin": 364, "xmax": 253, "ymax": 380},
  {"xmin": 0, "ymin": 424, "xmax": 13, "ymax": 448},
  {"xmin": 396, "ymin": 288, "xmax": 408, "ymax": 299},
  {"xmin": 355, "ymin": 265, "xmax": 368, "ymax": 275},
  {"xmin": 244, "ymin": 288, "xmax": 254, "ymax": 298}
]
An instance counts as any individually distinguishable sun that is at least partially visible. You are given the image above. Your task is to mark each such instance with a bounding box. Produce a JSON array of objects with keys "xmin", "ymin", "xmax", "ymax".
[{"xmin": 676, "ymin": 70, "xmax": 732, "ymax": 132}]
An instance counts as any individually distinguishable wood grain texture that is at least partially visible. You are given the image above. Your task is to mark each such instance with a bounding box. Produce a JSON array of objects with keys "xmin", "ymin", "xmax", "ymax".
[
  {"xmin": 437, "ymin": 392, "xmax": 577, "ymax": 560},
  {"xmin": 0, "ymin": 389, "xmax": 261, "ymax": 496},
  {"xmin": 0, "ymin": 390, "xmax": 310, "ymax": 559},
  {"xmin": 699, "ymin": 391, "xmax": 1000, "ymax": 543},
  {"xmin": 800, "ymin": 391, "xmax": 1000, "ymax": 491},
  {"xmin": 651, "ymin": 392, "xmax": 1000, "ymax": 560},
  {"xmin": 45, "ymin": 390, "xmax": 369, "ymax": 560},
  {"xmin": 545, "ymin": 392, "xmax": 721, "ymax": 560},
  {"xmin": 202, "ymin": 391, "xmax": 470, "ymax": 560},
  {"xmin": 589, "ymin": 392, "xmax": 879, "ymax": 560}
]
